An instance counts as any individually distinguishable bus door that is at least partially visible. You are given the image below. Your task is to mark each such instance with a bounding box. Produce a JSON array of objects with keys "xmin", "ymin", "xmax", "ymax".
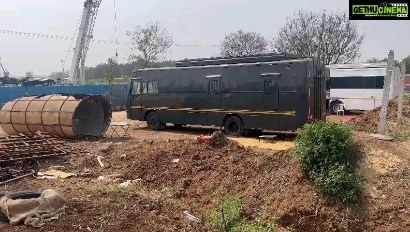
[
  {"xmin": 261, "ymin": 73, "xmax": 280, "ymax": 129},
  {"xmin": 206, "ymin": 74, "xmax": 222, "ymax": 126},
  {"xmin": 363, "ymin": 76, "xmax": 376, "ymax": 111},
  {"xmin": 127, "ymin": 77, "xmax": 144, "ymax": 120}
]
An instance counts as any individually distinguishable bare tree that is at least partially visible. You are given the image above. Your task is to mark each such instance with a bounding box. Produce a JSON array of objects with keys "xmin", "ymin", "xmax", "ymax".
[
  {"xmin": 272, "ymin": 10, "xmax": 364, "ymax": 64},
  {"xmin": 127, "ymin": 21, "xmax": 173, "ymax": 68},
  {"xmin": 220, "ymin": 30, "xmax": 268, "ymax": 57}
]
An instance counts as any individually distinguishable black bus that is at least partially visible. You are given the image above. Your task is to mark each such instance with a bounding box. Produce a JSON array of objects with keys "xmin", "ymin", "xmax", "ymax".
[{"xmin": 126, "ymin": 54, "xmax": 328, "ymax": 136}]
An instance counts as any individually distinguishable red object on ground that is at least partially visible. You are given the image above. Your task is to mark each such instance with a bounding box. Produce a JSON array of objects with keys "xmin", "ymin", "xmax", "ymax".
[
  {"xmin": 344, "ymin": 115, "xmax": 359, "ymax": 120},
  {"xmin": 197, "ymin": 134, "xmax": 207, "ymax": 143}
]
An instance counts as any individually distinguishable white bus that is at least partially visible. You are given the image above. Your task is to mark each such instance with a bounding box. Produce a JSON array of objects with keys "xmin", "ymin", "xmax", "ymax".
[{"xmin": 326, "ymin": 63, "xmax": 397, "ymax": 114}]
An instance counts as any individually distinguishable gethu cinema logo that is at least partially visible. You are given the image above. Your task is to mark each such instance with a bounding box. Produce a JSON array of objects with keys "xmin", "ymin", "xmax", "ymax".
[{"xmin": 352, "ymin": 4, "xmax": 407, "ymax": 15}]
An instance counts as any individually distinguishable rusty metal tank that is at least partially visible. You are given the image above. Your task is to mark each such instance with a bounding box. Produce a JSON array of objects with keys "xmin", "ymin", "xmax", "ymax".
[{"xmin": 0, "ymin": 94, "xmax": 112, "ymax": 138}]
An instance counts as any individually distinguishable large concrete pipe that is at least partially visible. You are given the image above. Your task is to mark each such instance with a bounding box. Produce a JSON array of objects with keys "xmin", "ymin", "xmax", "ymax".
[{"xmin": 0, "ymin": 94, "xmax": 112, "ymax": 137}]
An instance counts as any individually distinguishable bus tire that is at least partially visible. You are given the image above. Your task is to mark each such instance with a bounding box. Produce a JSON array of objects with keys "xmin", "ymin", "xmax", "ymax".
[
  {"xmin": 146, "ymin": 112, "xmax": 165, "ymax": 131},
  {"xmin": 224, "ymin": 116, "xmax": 244, "ymax": 136},
  {"xmin": 330, "ymin": 101, "xmax": 343, "ymax": 115}
]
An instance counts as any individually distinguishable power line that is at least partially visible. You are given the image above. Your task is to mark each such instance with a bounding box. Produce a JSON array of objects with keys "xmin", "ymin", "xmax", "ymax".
[{"xmin": 0, "ymin": 29, "xmax": 221, "ymax": 47}]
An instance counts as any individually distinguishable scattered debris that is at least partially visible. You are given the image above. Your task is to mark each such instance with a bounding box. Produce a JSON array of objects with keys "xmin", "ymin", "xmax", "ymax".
[
  {"xmin": 119, "ymin": 180, "xmax": 132, "ymax": 188},
  {"xmin": 118, "ymin": 179, "xmax": 142, "ymax": 188},
  {"xmin": 52, "ymin": 166, "xmax": 66, "ymax": 170},
  {"xmin": 97, "ymin": 156, "xmax": 105, "ymax": 168},
  {"xmin": 258, "ymin": 134, "xmax": 277, "ymax": 142},
  {"xmin": 183, "ymin": 210, "xmax": 201, "ymax": 223},
  {"xmin": 37, "ymin": 170, "xmax": 76, "ymax": 179}
]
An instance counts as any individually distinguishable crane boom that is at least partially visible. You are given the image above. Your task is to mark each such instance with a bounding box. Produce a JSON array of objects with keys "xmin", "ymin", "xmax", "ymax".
[
  {"xmin": 68, "ymin": 0, "xmax": 102, "ymax": 85},
  {"xmin": 0, "ymin": 58, "xmax": 10, "ymax": 78}
]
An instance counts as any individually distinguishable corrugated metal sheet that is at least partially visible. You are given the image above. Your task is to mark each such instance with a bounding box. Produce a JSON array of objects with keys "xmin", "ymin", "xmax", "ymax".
[{"xmin": 0, "ymin": 84, "xmax": 129, "ymax": 110}]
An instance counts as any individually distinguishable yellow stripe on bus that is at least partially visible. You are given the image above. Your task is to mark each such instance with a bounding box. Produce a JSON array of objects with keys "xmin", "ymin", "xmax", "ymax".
[{"xmin": 130, "ymin": 106, "xmax": 295, "ymax": 116}]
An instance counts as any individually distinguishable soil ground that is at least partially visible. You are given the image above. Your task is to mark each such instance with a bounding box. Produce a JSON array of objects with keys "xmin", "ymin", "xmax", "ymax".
[{"xmin": 0, "ymin": 107, "xmax": 409, "ymax": 231}]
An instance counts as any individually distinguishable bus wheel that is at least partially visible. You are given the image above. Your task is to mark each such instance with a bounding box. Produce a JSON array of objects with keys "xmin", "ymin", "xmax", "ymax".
[
  {"xmin": 224, "ymin": 116, "xmax": 244, "ymax": 136},
  {"xmin": 146, "ymin": 112, "xmax": 165, "ymax": 131},
  {"xmin": 330, "ymin": 101, "xmax": 343, "ymax": 115}
]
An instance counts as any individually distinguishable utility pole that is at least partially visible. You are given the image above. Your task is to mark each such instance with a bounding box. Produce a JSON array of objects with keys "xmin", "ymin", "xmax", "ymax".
[
  {"xmin": 397, "ymin": 60, "xmax": 406, "ymax": 123},
  {"xmin": 378, "ymin": 50, "xmax": 394, "ymax": 135}
]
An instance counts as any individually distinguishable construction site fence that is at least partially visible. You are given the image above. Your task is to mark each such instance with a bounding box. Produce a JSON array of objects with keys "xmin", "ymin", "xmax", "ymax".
[{"xmin": 0, "ymin": 84, "xmax": 129, "ymax": 111}]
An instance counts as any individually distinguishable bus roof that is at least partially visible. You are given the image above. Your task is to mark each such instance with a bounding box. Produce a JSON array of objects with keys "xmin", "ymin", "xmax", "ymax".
[
  {"xmin": 175, "ymin": 53, "xmax": 312, "ymax": 67},
  {"xmin": 326, "ymin": 62, "xmax": 387, "ymax": 70},
  {"xmin": 133, "ymin": 58, "xmax": 314, "ymax": 73}
]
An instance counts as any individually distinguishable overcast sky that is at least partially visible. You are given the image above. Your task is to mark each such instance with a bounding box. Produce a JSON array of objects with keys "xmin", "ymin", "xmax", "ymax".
[{"xmin": 0, "ymin": 0, "xmax": 409, "ymax": 76}]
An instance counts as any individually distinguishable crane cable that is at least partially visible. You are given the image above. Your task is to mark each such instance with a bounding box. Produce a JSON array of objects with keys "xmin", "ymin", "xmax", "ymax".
[
  {"xmin": 113, "ymin": 0, "xmax": 119, "ymax": 60},
  {"xmin": 62, "ymin": 16, "xmax": 82, "ymax": 71}
]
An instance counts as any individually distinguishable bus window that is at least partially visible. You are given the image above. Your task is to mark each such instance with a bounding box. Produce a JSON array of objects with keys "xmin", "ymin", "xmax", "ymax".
[
  {"xmin": 375, "ymin": 76, "xmax": 384, "ymax": 89},
  {"xmin": 363, "ymin": 76, "xmax": 376, "ymax": 89},
  {"xmin": 264, "ymin": 79, "xmax": 277, "ymax": 94},
  {"xmin": 208, "ymin": 80, "xmax": 220, "ymax": 93},
  {"xmin": 147, "ymin": 81, "xmax": 158, "ymax": 94},
  {"xmin": 131, "ymin": 81, "xmax": 141, "ymax": 95},
  {"xmin": 331, "ymin": 76, "xmax": 364, "ymax": 89},
  {"xmin": 142, "ymin": 82, "xmax": 147, "ymax": 93}
]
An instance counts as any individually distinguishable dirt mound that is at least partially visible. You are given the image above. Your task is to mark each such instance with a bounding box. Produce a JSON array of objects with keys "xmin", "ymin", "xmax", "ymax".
[
  {"xmin": 92, "ymin": 139, "xmax": 364, "ymax": 231},
  {"xmin": 3, "ymin": 133, "xmax": 409, "ymax": 231},
  {"xmin": 348, "ymin": 98, "xmax": 400, "ymax": 133}
]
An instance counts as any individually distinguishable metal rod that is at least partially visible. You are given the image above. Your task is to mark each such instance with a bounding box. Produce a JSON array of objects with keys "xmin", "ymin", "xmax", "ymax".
[{"xmin": 0, "ymin": 170, "xmax": 35, "ymax": 185}]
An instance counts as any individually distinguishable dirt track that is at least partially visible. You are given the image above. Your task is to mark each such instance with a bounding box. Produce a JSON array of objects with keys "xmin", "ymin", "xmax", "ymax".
[{"xmin": 0, "ymin": 111, "xmax": 409, "ymax": 231}]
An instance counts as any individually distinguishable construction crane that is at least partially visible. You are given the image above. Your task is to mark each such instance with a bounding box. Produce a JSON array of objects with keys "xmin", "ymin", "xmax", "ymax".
[
  {"xmin": 68, "ymin": 0, "xmax": 102, "ymax": 85},
  {"xmin": 0, "ymin": 58, "xmax": 10, "ymax": 78}
]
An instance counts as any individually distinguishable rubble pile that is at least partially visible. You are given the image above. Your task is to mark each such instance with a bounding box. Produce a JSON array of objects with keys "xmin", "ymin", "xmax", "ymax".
[{"xmin": 208, "ymin": 130, "xmax": 229, "ymax": 148}]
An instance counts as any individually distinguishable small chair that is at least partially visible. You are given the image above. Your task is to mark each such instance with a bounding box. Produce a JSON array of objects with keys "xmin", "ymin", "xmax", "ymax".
[
  {"xmin": 336, "ymin": 104, "xmax": 345, "ymax": 116},
  {"xmin": 108, "ymin": 122, "xmax": 131, "ymax": 137}
]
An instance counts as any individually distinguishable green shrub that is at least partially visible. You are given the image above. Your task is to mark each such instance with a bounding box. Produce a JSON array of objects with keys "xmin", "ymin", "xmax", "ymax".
[
  {"xmin": 207, "ymin": 194, "xmax": 243, "ymax": 231},
  {"xmin": 293, "ymin": 121, "xmax": 356, "ymax": 174},
  {"xmin": 314, "ymin": 164, "xmax": 360, "ymax": 203},
  {"xmin": 207, "ymin": 194, "xmax": 275, "ymax": 232},
  {"xmin": 292, "ymin": 121, "xmax": 360, "ymax": 203}
]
